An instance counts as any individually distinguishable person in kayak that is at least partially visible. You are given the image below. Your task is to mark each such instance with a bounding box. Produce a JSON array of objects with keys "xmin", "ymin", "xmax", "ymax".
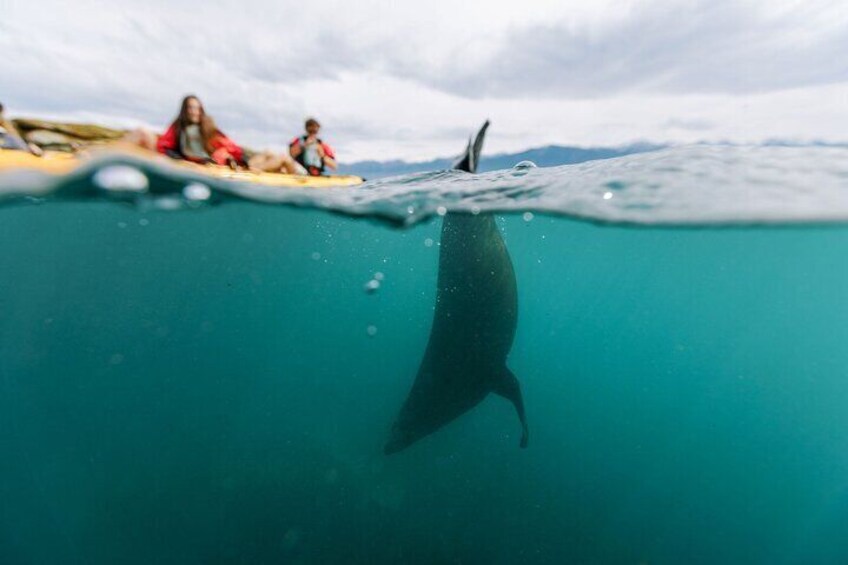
[
  {"xmin": 0, "ymin": 103, "xmax": 43, "ymax": 155},
  {"xmin": 157, "ymin": 95, "xmax": 245, "ymax": 168},
  {"xmin": 125, "ymin": 95, "xmax": 245, "ymax": 168},
  {"xmin": 289, "ymin": 118, "xmax": 337, "ymax": 176}
]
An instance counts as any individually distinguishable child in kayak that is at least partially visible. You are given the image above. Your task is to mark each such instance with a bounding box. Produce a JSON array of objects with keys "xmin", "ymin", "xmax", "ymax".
[
  {"xmin": 289, "ymin": 118, "xmax": 337, "ymax": 176},
  {"xmin": 126, "ymin": 95, "xmax": 244, "ymax": 168}
]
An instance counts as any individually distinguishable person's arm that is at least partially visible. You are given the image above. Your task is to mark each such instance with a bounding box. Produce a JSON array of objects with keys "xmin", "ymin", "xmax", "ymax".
[
  {"xmin": 322, "ymin": 156, "xmax": 338, "ymax": 171},
  {"xmin": 289, "ymin": 138, "xmax": 303, "ymax": 159},
  {"xmin": 156, "ymin": 124, "xmax": 180, "ymax": 158},
  {"xmin": 209, "ymin": 132, "xmax": 244, "ymax": 166},
  {"xmin": 317, "ymin": 143, "xmax": 338, "ymax": 171}
]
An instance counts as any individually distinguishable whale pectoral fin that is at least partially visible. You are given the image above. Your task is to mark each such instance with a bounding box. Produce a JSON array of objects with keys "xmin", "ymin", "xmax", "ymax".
[{"xmin": 492, "ymin": 367, "xmax": 529, "ymax": 449}]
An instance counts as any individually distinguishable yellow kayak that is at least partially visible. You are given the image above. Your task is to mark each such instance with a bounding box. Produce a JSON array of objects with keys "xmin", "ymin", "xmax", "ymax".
[{"xmin": 0, "ymin": 147, "xmax": 365, "ymax": 188}]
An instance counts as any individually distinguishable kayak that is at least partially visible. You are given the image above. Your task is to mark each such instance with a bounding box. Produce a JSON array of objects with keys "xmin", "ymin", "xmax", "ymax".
[{"xmin": 0, "ymin": 147, "xmax": 365, "ymax": 188}]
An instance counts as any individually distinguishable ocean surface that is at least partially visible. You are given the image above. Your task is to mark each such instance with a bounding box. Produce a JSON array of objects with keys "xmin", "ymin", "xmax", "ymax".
[{"xmin": 2, "ymin": 144, "xmax": 848, "ymax": 564}]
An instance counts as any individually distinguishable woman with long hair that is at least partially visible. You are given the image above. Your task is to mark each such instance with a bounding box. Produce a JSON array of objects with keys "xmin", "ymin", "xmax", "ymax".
[{"xmin": 156, "ymin": 95, "xmax": 244, "ymax": 167}]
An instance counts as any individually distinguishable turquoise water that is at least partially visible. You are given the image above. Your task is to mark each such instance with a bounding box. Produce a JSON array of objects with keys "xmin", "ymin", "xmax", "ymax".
[{"xmin": 2, "ymin": 147, "xmax": 848, "ymax": 563}]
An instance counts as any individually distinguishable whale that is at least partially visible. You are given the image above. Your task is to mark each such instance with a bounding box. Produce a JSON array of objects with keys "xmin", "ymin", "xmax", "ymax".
[{"xmin": 384, "ymin": 121, "xmax": 528, "ymax": 454}]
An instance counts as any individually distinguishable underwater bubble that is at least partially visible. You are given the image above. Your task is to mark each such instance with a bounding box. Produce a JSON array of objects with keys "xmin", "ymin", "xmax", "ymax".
[
  {"xmin": 241, "ymin": 233, "xmax": 254, "ymax": 244},
  {"xmin": 471, "ymin": 206, "xmax": 481, "ymax": 215},
  {"xmin": 154, "ymin": 197, "xmax": 182, "ymax": 211},
  {"xmin": 407, "ymin": 206, "xmax": 415, "ymax": 215},
  {"xmin": 424, "ymin": 238, "xmax": 434, "ymax": 247},
  {"xmin": 366, "ymin": 325, "xmax": 378, "ymax": 337},
  {"xmin": 364, "ymin": 279, "xmax": 380, "ymax": 293},
  {"xmin": 513, "ymin": 160, "xmax": 537, "ymax": 169},
  {"xmin": 373, "ymin": 271, "xmax": 385, "ymax": 281},
  {"xmin": 117, "ymin": 222, "xmax": 127, "ymax": 229},
  {"xmin": 523, "ymin": 212, "xmax": 534, "ymax": 222},
  {"xmin": 436, "ymin": 206, "xmax": 447, "ymax": 216},
  {"xmin": 138, "ymin": 218, "xmax": 150, "ymax": 226},
  {"xmin": 603, "ymin": 192, "xmax": 613, "ymax": 200},
  {"xmin": 92, "ymin": 165, "xmax": 149, "ymax": 192},
  {"xmin": 311, "ymin": 252, "xmax": 321, "ymax": 261},
  {"xmin": 108, "ymin": 353, "xmax": 124, "ymax": 365},
  {"xmin": 183, "ymin": 182, "xmax": 211, "ymax": 201}
]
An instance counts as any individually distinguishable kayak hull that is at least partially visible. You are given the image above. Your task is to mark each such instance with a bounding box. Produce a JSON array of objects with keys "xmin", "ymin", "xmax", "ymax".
[{"xmin": 0, "ymin": 148, "xmax": 365, "ymax": 188}]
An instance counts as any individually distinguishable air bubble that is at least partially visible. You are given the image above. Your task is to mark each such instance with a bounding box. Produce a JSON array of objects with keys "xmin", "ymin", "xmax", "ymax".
[
  {"xmin": 311, "ymin": 252, "xmax": 322, "ymax": 261},
  {"xmin": 471, "ymin": 206, "xmax": 481, "ymax": 215},
  {"xmin": 139, "ymin": 218, "xmax": 150, "ymax": 226},
  {"xmin": 154, "ymin": 197, "xmax": 182, "ymax": 211},
  {"xmin": 364, "ymin": 279, "xmax": 380, "ymax": 293},
  {"xmin": 366, "ymin": 325, "xmax": 378, "ymax": 337},
  {"xmin": 603, "ymin": 192, "xmax": 613, "ymax": 200},
  {"xmin": 373, "ymin": 272, "xmax": 385, "ymax": 281},
  {"xmin": 424, "ymin": 238, "xmax": 434, "ymax": 247},
  {"xmin": 183, "ymin": 182, "xmax": 211, "ymax": 201},
  {"xmin": 436, "ymin": 206, "xmax": 447, "ymax": 216},
  {"xmin": 513, "ymin": 160, "xmax": 537, "ymax": 169},
  {"xmin": 523, "ymin": 212, "xmax": 534, "ymax": 222},
  {"xmin": 93, "ymin": 165, "xmax": 148, "ymax": 192}
]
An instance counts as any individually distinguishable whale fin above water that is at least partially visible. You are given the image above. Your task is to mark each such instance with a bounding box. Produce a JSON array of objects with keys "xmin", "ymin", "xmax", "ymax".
[
  {"xmin": 384, "ymin": 122, "xmax": 528, "ymax": 455},
  {"xmin": 452, "ymin": 120, "xmax": 489, "ymax": 174}
]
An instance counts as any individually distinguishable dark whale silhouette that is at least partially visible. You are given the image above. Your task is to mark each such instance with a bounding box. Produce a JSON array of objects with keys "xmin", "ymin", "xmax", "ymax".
[{"xmin": 384, "ymin": 122, "xmax": 529, "ymax": 454}]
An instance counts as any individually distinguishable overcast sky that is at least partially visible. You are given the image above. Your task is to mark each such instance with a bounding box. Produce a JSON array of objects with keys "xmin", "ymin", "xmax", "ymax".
[{"xmin": 2, "ymin": 0, "xmax": 847, "ymax": 161}]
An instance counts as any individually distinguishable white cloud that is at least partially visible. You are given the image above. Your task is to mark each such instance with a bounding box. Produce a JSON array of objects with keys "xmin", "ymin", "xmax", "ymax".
[{"xmin": 2, "ymin": 0, "xmax": 847, "ymax": 161}]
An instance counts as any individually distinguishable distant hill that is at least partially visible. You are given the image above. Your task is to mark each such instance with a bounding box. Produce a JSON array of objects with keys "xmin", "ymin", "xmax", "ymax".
[{"xmin": 342, "ymin": 143, "xmax": 665, "ymax": 179}]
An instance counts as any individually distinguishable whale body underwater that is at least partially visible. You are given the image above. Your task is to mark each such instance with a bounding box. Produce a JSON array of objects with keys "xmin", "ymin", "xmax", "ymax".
[{"xmin": 384, "ymin": 122, "xmax": 529, "ymax": 454}]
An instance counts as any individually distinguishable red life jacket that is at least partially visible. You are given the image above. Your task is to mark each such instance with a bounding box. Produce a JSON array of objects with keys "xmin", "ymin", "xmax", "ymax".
[
  {"xmin": 157, "ymin": 124, "xmax": 244, "ymax": 166},
  {"xmin": 290, "ymin": 136, "xmax": 335, "ymax": 176}
]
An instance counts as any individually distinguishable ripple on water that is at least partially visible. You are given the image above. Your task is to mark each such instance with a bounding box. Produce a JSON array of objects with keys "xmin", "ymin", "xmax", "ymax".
[{"xmin": 2, "ymin": 145, "xmax": 848, "ymax": 226}]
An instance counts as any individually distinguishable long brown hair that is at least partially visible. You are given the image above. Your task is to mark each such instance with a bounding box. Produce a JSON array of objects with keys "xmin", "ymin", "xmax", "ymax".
[{"xmin": 172, "ymin": 95, "xmax": 220, "ymax": 154}]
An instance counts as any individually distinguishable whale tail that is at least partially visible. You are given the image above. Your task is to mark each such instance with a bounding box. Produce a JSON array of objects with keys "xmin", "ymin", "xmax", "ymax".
[{"xmin": 453, "ymin": 120, "xmax": 490, "ymax": 174}]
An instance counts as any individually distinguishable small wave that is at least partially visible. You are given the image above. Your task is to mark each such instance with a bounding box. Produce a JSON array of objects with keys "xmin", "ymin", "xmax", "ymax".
[{"xmin": 2, "ymin": 145, "xmax": 848, "ymax": 227}]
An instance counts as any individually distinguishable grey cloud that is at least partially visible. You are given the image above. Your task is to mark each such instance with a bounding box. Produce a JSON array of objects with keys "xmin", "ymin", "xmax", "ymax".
[
  {"xmin": 390, "ymin": 1, "xmax": 848, "ymax": 98},
  {"xmin": 4, "ymin": 0, "xmax": 847, "ymax": 160},
  {"xmin": 663, "ymin": 118, "xmax": 715, "ymax": 132}
]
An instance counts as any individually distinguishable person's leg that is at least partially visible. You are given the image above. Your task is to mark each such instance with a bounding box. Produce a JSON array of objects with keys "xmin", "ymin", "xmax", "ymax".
[
  {"xmin": 248, "ymin": 151, "xmax": 308, "ymax": 174},
  {"xmin": 123, "ymin": 128, "xmax": 158, "ymax": 151},
  {"xmin": 247, "ymin": 152, "xmax": 270, "ymax": 171},
  {"xmin": 248, "ymin": 151, "xmax": 284, "ymax": 172},
  {"xmin": 284, "ymin": 157, "xmax": 308, "ymax": 175}
]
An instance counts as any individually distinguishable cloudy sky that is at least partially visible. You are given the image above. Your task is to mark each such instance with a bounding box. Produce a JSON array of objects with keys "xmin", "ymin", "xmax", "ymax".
[{"xmin": 2, "ymin": 0, "xmax": 847, "ymax": 161}]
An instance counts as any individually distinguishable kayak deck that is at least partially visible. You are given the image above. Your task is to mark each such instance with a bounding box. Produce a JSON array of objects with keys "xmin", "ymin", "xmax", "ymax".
[{"xmin": 0, "ymin": 147, "xmax": 365, "ymax": 188}]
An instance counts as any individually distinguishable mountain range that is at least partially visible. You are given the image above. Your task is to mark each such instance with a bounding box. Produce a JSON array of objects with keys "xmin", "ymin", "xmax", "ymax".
[{"xmin": 341, "ymin": 142, "xmax": 666, "ymax": 179}]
